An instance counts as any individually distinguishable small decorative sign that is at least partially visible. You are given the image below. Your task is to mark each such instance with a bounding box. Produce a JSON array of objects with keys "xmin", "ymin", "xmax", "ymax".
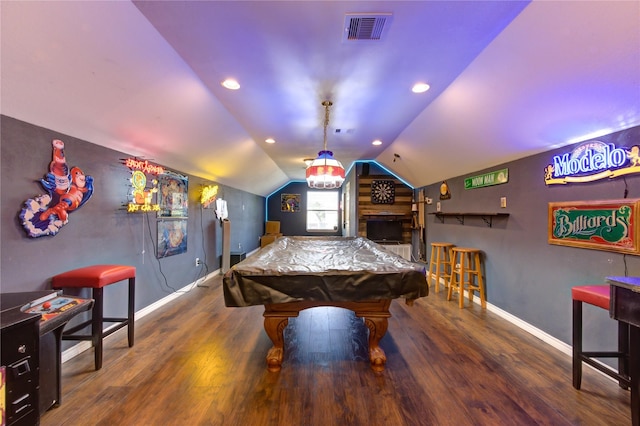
[
  {"xmin": 544, "ymin": 141, "xmax": 640, "ymax": 185},
  {"xmin": 439, "ymin": 181, "xmax": 451, "ymax": 200},
  {"xmin": 465, "ymin": 168, "xmax": 509, "ymax": 189},
  {"xmin": 548, "ymin": 199, "xmax": 640, "ymax": 255}
]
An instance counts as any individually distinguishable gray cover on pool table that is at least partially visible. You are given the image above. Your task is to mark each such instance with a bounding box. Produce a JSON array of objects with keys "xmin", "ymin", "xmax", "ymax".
[{"xmin": 223, "ymin": 236, "xmax": 428, "ymax": 307}]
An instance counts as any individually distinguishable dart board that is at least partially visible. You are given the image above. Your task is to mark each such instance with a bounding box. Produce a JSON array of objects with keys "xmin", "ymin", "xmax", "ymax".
[{"xmin": 371, "ymin": 180, "xmax": 395, "ymax": 204}]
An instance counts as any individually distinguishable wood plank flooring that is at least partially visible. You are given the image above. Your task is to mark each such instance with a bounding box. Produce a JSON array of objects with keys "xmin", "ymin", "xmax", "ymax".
[{"xmin": 41, "ymin": 275, "xmax": 631, "ymax": 425}]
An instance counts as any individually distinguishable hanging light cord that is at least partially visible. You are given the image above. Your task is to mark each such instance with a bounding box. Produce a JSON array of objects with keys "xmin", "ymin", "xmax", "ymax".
[{"xmin": 322, "ymin": 100, "xmax": 332, "ymax": 152}]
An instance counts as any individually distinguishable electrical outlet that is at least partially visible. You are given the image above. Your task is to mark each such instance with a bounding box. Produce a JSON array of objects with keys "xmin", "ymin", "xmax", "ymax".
[
  {"xmin": 436, "ymin": 202, "xmax": 441, "ymax": 212},
  {"xmin": 195, "ymin": 258, "xmax": 201, "ymax": 266},
  {"xmin": 500, "ymin": 197, "xmax": 507, "ymax": 208}
]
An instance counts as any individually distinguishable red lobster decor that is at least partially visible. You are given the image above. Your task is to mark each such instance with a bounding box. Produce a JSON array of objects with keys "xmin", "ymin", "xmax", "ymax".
[{"xmin": 19, "ymin": 139, "xmax": 94, "ymax": 237}]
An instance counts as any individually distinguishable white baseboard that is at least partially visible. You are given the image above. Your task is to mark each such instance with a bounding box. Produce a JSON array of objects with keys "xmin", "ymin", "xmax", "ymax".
[
  {"xmin": 429, "ymin": 275, "xmax": 572, "ymax": 354},
  {"xmin": 437, "ymin": 278, "xmax": 620, "ymax": 382}
]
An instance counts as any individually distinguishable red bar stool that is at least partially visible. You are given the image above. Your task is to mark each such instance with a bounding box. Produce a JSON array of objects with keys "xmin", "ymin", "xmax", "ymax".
[
  {"xmin": 572, "ymin": 285, "xmax": 629, "ymax": 390},
  {"xmin": 447, "ymin": 247, "xmax": 485, "ymax": 308},
  {"xmin": 52, "ymin": 265, "xmax": 136, "ymax": 370},
  {"xmin": 428, "ymin": 242, "xmax": 455, "ymax": 293}
]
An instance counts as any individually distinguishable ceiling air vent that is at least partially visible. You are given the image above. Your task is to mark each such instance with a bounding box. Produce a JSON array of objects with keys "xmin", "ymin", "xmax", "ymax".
[{"xmin": 343, "ymin": 13, "xmax": 393, "ymax": 42}]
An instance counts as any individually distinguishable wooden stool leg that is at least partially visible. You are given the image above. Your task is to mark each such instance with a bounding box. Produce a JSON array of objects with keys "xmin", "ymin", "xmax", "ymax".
[
  {"xmin": 475, "ymin": 252, "xmax": 486, "ymax": 308},
  {"xmin": 128, "ymin": 276, "xmax": 135, "ymax": 347},
  {"xmin": 92, "ymin": 287, "xmax": 104, "ymax": 370},
  {"xmin": 478, "ymin": 254, "xmax": 487, "ymax": 308},
  {"xmin": 572, "ymin": 298, "xmax": 583, "ymax": 390},
  {"xmin": 458, "ymin": 255, "xmax": 466, "ymax": 309},
  {"xmin": 442, "ymin": 247, "xmax": 451, "ymax": 292},
  {"xmin": 464, "ymin": 253, "xmax": 474, "ymax": 306},
  {"xmin": 434, "ymin": 248, "xmax": 442, "ymax": 293},
  {"xmin": 428, "ymin": 248, "xmax": 437, "ymax": 291},
  {"xmin": 447, "ymin": 254, "xmax": 456, "ymax": 302}
]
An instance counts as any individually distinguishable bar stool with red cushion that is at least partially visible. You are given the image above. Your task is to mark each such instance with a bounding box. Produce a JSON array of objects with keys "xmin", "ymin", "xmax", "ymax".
[
  {"xmin": 52, "ymin": 265, "xmax": 136, "ymax": 370},
  {"xmin": 572, "ymin": 285, "xmax": 629, "ymax": 390}
]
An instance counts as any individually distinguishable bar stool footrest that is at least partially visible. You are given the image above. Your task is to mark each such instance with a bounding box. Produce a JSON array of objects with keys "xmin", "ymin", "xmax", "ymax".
[
  {"xmin": 62, "ymin": 320, "xmax": 93, "ymax": 335},
  {"xmin": 579, "ymin": 355, "xmax": 630, "ymax": 388}
]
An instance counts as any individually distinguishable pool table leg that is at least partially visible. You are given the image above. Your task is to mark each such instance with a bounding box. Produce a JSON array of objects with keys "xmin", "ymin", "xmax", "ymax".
[
  {"xmin": 263, "ymin": 315, "xmax": 289, "ymax": 372},
  {"xmin": 363, "ymin": 316, "xmax": 388, "ymax": 372},
  {"xmin": 263, "ymin": 300, "xmax": 392, "ymax": 372}
]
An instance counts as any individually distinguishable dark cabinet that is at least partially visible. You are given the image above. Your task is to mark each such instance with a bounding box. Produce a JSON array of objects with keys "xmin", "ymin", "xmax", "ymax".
[
  {"xmin": 1, "ymin": 291, "xmax": 93, "ymax": 422},
  {"xmin": 230, "ymin": 252, "xmax": 246, "ymax": 267},
  {"xmin": 1, "ymin": 311, "xmax": 40, "ymax": 426}
]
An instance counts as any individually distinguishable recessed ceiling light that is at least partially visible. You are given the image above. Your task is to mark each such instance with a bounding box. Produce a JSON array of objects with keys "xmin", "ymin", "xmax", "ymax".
[
  {"xmin": 372, "ymin": 139, "xmax": 382, "ymax": 146},
  {"xmin": 411, "ymin": 82, "xmax": 430, "ymax": 93},
  {"xmin": 221, "ymin": 79, "xmax": 240, "ymax": 90},
  {"xmin": 265, "ymin": 138, "xmax": 275, "ymax": 144}
]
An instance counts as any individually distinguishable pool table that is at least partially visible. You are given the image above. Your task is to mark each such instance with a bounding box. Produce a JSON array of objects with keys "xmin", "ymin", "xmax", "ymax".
[{"xmin": 223, "ymin": 236, "xmax": 428, "ymax": 372}]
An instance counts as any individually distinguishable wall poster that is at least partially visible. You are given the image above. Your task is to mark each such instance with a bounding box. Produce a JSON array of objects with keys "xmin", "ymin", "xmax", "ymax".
[
  {"xmin": 281, "ymin": 193, "xmax": 300, "ymax": 212},
  {"xmin": 548, "ymin": 199, "xmax": 640, "ymax": 255},
  {"xmin": 158, "ymin": 172, "xmax": 188, "ymax": 217},
  {"xmin": 157, "ymin": 218, "xmax": 187, "ymax": 258}
]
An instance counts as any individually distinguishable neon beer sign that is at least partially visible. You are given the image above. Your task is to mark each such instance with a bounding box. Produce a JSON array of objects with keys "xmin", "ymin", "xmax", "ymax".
[
  {"xmin": 544, "ymin": 141, "xmax": 640, "ymax": 185},
  {"xmin": 123, "ymin": 157, "xmax": 162, "ymax": 213},
  {"xmin": 201, "ymin": 185, "xmax": 219, "ymax": 208}
]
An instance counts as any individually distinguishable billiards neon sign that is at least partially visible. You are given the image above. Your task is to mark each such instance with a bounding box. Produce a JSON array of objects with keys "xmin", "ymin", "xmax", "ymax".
[
  {"xmin": 123, "ymin": 158, "xmax": 162, "ymax": 213},
  {"xmin": 544, "ymin": 141, "xmax": 640, "ymax": 185}
]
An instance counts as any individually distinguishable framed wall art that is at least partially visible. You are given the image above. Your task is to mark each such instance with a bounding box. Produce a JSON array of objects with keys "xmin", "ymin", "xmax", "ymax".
[
  {"xmin": 548, "ymin": 199, "xmax": 640, "ymax": 255},
  {"xmin": 158, "ymin": 172, "xmax": 188, "ymax": 217},
  {"xmin": 281, "ymin": 193, "xmax": 300, "ymax": 212},
  {"xmin": 157, "ymin": 218, "xmax": 187, "ymax": 258}
]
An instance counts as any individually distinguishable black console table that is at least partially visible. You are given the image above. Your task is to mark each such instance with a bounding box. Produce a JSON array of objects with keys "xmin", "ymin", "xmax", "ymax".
[
  {"xmin": 607, "ymin": 276, "xmax": 640, "ymax": 426},
  {"xmin": 1, "ymin": 290, "xmax": 93, "ymax": 419},
  {"xmin": 1, "ymin": 308, "xmax": 40, "ymax": 425}
]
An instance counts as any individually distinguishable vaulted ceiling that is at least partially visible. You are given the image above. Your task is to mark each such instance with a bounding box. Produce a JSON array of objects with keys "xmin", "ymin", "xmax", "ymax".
[{"xmin": 2, "ymin": 1, "xmax": 639, "ymax": 196}]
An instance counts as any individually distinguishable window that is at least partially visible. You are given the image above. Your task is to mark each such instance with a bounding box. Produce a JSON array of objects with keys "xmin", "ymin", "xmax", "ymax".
[{"xmin": 307, "ymin": 191, "xmax": 339, "ymax": 231}]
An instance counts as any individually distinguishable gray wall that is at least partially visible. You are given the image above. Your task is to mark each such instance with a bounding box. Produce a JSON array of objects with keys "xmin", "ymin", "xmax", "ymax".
[
  {"xmin": 1, "ymin": 115, "xmax": 264, "ymax": 317},
  {"xmin": 266, "ymin": 181, "xmax": 342, "ymax": 237},
  {"xmin": 3, "ymin": 113, "xmax": 637, "ymax": 363},
  {"xmin": 421, "ymin": 125, "xmax": 640, "ymax": 355},
  {"xmin": 266, "ymin": 163, "xmax": 395, "ymax": 237}
]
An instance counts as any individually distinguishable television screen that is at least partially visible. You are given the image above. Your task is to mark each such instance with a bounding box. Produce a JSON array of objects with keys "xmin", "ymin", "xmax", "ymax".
[{"xmin": 366, "ymin": 220, "xmax": 403, "ymax": 243}]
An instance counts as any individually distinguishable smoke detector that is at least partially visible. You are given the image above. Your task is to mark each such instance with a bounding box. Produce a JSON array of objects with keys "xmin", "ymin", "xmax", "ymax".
[{"xmin": 343, "ymin": 13, "xmax": 393, "ymax": 42}]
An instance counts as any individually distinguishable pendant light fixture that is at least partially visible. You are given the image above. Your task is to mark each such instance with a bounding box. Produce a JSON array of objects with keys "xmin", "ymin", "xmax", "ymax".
[{"xmin": 306, "ymin": 100, "xmax": 345, "ymax": 189}]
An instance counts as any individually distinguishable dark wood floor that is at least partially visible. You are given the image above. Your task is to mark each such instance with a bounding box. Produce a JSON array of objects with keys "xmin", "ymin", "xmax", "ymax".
[{"xmin": 41, "ymin": 275, "xmax": 631, "ymax": 425}]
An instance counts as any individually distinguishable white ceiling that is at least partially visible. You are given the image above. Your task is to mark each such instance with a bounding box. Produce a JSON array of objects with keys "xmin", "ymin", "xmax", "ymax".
[{"xmin": 2, "ymin": 1, "xmax": 639, "ymax": 196}]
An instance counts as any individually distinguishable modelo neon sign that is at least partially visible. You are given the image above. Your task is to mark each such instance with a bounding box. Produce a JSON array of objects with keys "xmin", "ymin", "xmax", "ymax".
[{"xmin": 544, "ymin": 141, "xmax": 640, "ymax": 185}]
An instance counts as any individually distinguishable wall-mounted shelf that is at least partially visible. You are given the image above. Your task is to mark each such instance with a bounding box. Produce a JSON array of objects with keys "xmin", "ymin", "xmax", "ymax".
[
  {"xmin": 361, "ymin": 213, "xmax": 411, "ymax": 216},
  {"xmin": 429, "ymin": 212, "xmax": 510, "ymax": 227}
]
